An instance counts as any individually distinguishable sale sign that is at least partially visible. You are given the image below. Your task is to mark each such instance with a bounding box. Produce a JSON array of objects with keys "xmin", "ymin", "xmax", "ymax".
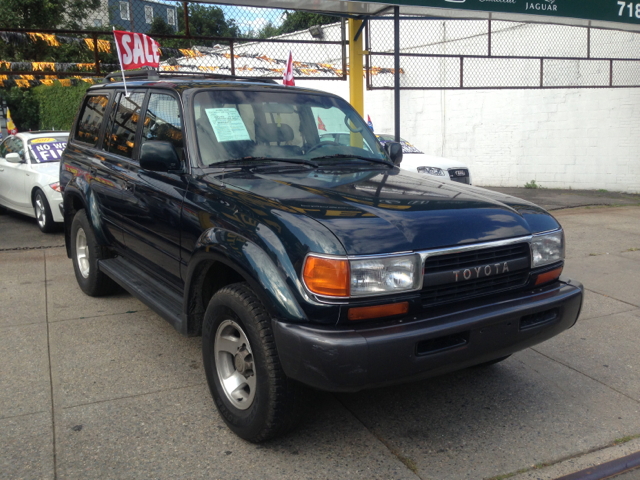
[{"xmin": 113, "ymin": 30, "xmax": 160, "ymax": 70}]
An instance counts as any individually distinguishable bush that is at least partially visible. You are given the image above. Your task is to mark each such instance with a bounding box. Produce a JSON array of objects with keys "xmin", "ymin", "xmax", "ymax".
[
  {"xmin": 0, "ymin": 81, "xmax": 90, "ymax": 132},
  {"xmin": 524, "ymin": 180, "xmax": 540, "ymax": 189},
  {"xmin": 32, "ymin": 81, "xmax": 91, "ymax": 131}
]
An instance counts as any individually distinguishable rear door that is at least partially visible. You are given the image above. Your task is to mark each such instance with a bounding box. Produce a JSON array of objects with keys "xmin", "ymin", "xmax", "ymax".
[
  {"xmin": 64, "ymin": 92, "xmax": 125, "ymax": 245},
  {"xmin": 117, "ymin": 90, "xmax": 189, "ymax": 284}
]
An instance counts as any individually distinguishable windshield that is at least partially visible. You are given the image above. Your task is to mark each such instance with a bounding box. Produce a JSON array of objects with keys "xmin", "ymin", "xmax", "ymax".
[
  {"xmin": 376, "ymin": 135, "xmax": 423, "ymax": 154},
  {"xmin": 28, "ymin": 136, "xmax": 69, "ymax": 163},
  {"xmin": 193, "ymin": 90, "xmax": 387, "ymax": 166}
]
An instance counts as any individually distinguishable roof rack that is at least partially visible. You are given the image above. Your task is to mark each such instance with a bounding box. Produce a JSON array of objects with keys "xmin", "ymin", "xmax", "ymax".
[{"xmin": 103, "ymin": 70, "xmax": 278, "ymax": 84}]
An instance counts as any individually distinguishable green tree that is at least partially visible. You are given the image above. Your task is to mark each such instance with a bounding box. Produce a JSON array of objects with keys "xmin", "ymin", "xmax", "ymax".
[
  {"xmin": 177, "ymin": 4, "xmax": 240, "ymax": 38},
  {"xmin": 0, "ymin": 0, "xmax": 100, "ymax": 29},
  {"xmin": 148, "ymin": 17, "xmax": 175, "ymax": 37},
  {"xmin": 278, "ymin": 11, "xmax": 336, "ymax": 35}
]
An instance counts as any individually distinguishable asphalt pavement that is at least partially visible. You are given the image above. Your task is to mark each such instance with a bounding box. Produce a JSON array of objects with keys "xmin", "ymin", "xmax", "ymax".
[{"xmin": 1, "ymin": 188, "xmax": 640, "ymax": 479}]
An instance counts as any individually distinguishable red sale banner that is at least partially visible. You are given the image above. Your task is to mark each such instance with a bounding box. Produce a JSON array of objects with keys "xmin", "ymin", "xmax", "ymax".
[{"xmin": 113, "ymin": 30, "xmax": 160, "ymax": 70}]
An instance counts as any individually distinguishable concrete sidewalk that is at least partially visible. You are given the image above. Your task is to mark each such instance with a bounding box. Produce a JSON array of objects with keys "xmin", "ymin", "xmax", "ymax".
[
  {"xmin": 1, "ymin": 205, "xmax": 640, "ymax": 479},
  {"xmin": 485, "ymin": 186, "xmax": 640, "ymax": 211}
]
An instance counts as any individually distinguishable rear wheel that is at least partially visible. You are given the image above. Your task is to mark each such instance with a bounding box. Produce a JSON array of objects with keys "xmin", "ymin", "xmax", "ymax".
[
  {"xmin": 33, "ymin": 190, "xmax": 55, "ymax": 233},
  {"xmin": 202, "ymin": 283, "xmax": 305, "ymax": 443},
  {"xmin": 70, "ymin": 209, "xmax": 117, "ymax": 296}
]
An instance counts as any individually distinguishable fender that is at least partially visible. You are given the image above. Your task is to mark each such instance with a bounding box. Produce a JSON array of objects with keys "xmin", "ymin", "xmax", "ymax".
[
  {"xmin": 184, "ymin": 228, "xmax": 308, "ymax": 331},
  {"xmin": 62, "ymin": 178, "xmax": 110, "ymax": 247}
]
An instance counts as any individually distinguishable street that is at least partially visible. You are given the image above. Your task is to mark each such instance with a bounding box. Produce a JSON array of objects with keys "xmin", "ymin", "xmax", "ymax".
[{"xmin": 1, "ymin": 195, "xmax": 639, "ymax": 480}]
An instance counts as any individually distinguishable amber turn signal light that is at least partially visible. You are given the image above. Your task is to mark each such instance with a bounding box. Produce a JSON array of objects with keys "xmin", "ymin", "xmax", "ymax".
[
  {"xmin": 303, "ymin": 256, "xmax": 350, "ymax": 297},
  {"xmin": 348, "ymin": 302, "xmax": 409, "ymax": 321},
  {"xmin": 534, "ymin": 266, "xmax": 563, "ymax": 286}
]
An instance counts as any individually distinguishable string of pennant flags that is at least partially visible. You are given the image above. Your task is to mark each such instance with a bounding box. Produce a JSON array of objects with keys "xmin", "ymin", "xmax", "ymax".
[
  {"xmin": 0, "ymin": 29, "xmax": 403, "ymax": 87},
  {"xmin": 0, "ymin": 75, "xmax": 99, "ymax": 88}
]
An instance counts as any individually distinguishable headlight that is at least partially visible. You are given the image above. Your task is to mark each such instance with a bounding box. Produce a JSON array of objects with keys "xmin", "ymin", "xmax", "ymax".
[
  {"xmin": 417, "ymin": 166, "xmax": 445, "ymax": 176},
  {"xmin": 350, "ymin": 254, "xmax": 422, "ymax": 296},
  {"xmin": 303, "ymin": 253, "xmax": 422, "ymax": 298},
  {"xmin": 531, "ymin": 230, "xmax": 564, "ymax": 268}
]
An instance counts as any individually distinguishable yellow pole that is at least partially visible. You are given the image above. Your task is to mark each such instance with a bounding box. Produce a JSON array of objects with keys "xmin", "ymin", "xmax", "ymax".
[{"xmin": 348, "ymin": 19, "xmax": 364, "ymax": 148}]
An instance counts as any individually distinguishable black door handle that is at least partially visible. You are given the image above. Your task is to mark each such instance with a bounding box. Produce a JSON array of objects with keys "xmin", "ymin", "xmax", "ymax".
[
  {"xmin": 124, "ymin": 182, "xmax": 135, "ymax": 193},
  {"xmin": 90, "ymin": 167, "xmax": 97, "ymax": 176}
]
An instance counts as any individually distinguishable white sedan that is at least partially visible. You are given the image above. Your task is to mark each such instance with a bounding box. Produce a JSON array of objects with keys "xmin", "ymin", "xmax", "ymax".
[
  {"xmin": 0, "ymin": 131, "xmax": 69, "ymax": 232},
  {"xmin": 375, "ymin": 134, "xmax": 472, "ymax": 185}
]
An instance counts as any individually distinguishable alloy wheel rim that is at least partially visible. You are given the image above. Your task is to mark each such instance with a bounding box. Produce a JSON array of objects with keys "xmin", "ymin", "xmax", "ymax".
[
  {"xmin": 35, "ymin": 197, "xmax": 45, "ymax": 228},
  {"xmin": 214, "ymin": 319, "xmax": 256, "ymax": 410},
  {"xmin": 75, "ymin": 228, "xmax": 90, "ymax": 278}
]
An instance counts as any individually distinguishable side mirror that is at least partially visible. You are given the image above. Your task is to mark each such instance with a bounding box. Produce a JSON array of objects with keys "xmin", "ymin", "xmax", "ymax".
[
  {"xmin": 5, "ymin": 153, "xmax": 23, "ymax": 163},
  {"xmin": 139, "ymin": 141, "xmax": 181, "ymax": 172},
  {"xmin": 384, "ymin": 142, "xmax": 403, "ymax": 166}
]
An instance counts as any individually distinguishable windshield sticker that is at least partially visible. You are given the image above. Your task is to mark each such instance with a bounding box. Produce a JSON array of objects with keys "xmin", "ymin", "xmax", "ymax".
[
  {"xmin": 30, "ymin": 141, "xmax": 68, "ymax": 163},
  {"xmin": 30, "ymin": 137, "xmax": 57, "ymax": 144},
  {"xmin": 205, "ymin": 108, "xmax": 251, "ymax": 143}
]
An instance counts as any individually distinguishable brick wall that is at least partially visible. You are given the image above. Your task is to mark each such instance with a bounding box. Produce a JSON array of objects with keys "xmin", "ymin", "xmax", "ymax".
[{"xmin": 299, "ymin": 79, "xmax": 640, "ymax": 193}]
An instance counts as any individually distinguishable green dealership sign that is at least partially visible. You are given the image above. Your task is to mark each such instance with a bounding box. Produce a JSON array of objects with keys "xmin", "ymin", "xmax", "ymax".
[{"xmin": 367, "ymin": 0, "xmax": 640, "ymax": 26}]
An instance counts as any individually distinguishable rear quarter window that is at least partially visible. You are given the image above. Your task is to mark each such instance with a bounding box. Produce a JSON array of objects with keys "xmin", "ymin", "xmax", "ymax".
[{"xmin": 75, "ymin": 94, "xmax": 110, "ymax": 147}]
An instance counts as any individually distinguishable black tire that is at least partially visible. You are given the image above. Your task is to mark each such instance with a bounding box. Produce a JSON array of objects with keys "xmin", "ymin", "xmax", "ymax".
[
  {"xmin": 473, "ymin": 355, "xmax": 511, "ymax": 368},
  {"xmin": 202, "ymin": 283, "xmax": 305, "ymax": 443},
  {"xmin": 0, "ymin": 204, "xmax": 6, "ymax": 214},
  {"xmin": 70, "ymin": 209, "xmax": 118, "ymax": 296},
  {"xmin": 33, "ymin": 190, "xmax": 55, "ymax": 233}
]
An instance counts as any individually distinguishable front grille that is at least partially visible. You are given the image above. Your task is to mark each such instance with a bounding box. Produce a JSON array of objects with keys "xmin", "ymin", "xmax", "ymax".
[
  {"xmin": 448, "ymin": 168, "xmax": 470, "ymax": 184},
  {"xmin": 421, "ymin": 271, "xmax": 530, "ymax": 307},
  {"xmin": 421, "ymin": 242, "xmax": 531, "ymax": 308},
  {"xmin": 423, "ymin": 243, "xmax": 530, "ymax": 274}
]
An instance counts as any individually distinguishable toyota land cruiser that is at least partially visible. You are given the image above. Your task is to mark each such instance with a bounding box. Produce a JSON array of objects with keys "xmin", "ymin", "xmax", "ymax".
[{"xmin": 60, "ymin": 72, "xmax": 583, "ymax": 442}]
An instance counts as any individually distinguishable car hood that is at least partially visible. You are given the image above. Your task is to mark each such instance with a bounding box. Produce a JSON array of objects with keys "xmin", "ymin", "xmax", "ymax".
[
  {"xmin": 219, "ymin": 166, "xmax": 559, "ymax": 256},
  {"xmin": 400, "ymin": 153, "xmax": 468, "ymax": 170}
]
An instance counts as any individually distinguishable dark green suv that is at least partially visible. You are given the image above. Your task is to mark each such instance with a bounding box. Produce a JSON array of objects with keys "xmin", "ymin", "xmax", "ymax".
[{"xmin": 60, "ymin": 73, "xmax": 583, "ymax": 442}]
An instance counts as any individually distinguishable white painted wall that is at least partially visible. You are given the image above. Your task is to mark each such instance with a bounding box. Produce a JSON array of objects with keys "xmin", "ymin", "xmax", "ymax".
[{"xmin": 295, "ymin": 22, "xmax": 640, "ymax": 193}]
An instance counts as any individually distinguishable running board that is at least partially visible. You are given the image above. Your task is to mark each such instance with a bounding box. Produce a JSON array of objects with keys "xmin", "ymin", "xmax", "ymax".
[{"xmin": 99, "ymin": 257, "xmax": 185, "ymax": 334}]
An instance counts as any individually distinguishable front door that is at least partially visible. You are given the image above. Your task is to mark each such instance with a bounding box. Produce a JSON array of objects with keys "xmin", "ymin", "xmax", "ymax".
[
  {"xmin": 0, "ymin": 137, "xmax": 30, "ymax": 212},
  {"xmin": 116, "ymin": 91, "xmax": 188, "ymax": 285}
]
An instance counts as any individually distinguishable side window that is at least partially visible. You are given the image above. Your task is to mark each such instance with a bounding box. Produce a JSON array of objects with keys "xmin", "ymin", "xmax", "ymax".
[
  {"xmin": 0, "ymin": 138, "xmax": 10, "ymax": 157},
  {"xmin": 141, "ymin": 93, "xmax": 184, "ymax": 161},
  {"xmin": 13, "ymin": 138, "xmax": 24, "ymax": 160},
  {"xmin": 106, "ymin": 92, "xmax": 145, "ymax": 159},
  {"xmin": 75, "ymin": 95, "xmax": 109, "ymax": 147}
]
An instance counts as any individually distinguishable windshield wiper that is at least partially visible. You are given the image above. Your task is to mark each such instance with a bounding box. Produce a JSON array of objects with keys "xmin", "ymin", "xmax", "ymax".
[
  {"xmin": 311, "ymin": 154, "xmax": 393, "ymax": 168},
  {"xmin": 211, "ymin": 157, "xmax": 318, "ymax": 168}
]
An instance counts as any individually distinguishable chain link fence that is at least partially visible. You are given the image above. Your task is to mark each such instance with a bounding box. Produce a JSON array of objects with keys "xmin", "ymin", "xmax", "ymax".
[
  {"xmin": 367, "ymin": 16, "xmax": 640, "ymax": 89},
  {"xmin": 0, "ymin": 1, "xmax": 346, "ymax": 87}
]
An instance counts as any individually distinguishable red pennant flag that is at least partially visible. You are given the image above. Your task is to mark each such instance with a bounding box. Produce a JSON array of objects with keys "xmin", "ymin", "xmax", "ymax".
[
  {"xmin": 113, "ymin": 30, "xmax": 160, "ymax": 70},
  {"xmin": 283, "ymin": 50, "xmax": 295, "ymax": 86},
  {"xmin": 317, "ymin": 116, "xmax": 326, "ymax": 131}
]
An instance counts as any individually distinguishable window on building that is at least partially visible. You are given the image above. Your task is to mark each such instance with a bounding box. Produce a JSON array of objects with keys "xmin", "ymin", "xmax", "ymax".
[
  {"xmin": 93, "ymin": 19, "xmax": 102, "ymax": 27},
  {"xmin": 141, "ymin": 93, "xmax": 184, "ymax": 161},
  {"xmin": 145, "ymin": 5, "xmax": 154, "ymax": 24},
  {"xmin": 119, "ymin": 1, "xmax": 130, "ymax": 21},
  {"xmin": 105, "ymin": 92, "xmax": 145, "ymax": 159},
  {"xmin": 75, "ymin": 95, "xmax": 109, "ymax": 147},
  {"xmin": 167, "ymin": 8, "xmax": 176, "ymax": 26}
]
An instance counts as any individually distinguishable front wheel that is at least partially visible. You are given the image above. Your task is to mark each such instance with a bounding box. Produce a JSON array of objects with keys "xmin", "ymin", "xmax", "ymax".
[
  {"xmin": 33, "ymin": 190, "xmax": 55, "ymax": 233},
  {"xmin": 70, "ymin": 209, "xmax": 117, "ymax": 296},
  {"xmin": 202, "ymin": 283, "xmax": 305, "ymax": 443}
]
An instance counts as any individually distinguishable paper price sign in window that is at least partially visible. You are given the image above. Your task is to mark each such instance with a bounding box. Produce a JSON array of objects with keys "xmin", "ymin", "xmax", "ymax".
[
  {"xmin": 30, "ymin": 141, "xmax": 68, "ymax": 163},
  {"xmin": 205, "ymin": 108, "xmax": 251, "ymax": 143}
]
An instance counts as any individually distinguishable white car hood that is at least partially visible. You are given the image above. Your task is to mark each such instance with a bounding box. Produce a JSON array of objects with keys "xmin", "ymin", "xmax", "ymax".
[{"xmin": 400, "ymin": 153, "xmax": 468, "ymax": 171}]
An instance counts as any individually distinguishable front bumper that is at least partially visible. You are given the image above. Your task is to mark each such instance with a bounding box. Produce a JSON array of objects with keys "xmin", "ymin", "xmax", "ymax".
[{"xmin": 272, "ymin": 278, "xmax": 583, "ymax": 392}]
